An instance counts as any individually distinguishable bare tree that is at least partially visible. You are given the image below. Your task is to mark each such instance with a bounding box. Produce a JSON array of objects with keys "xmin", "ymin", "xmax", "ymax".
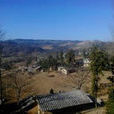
[
  {"xmin": 10, "ymin": 72, "xmax": 29, "ymax": 104},
  {"xmin": 70, "ymin": 68, "xmax": 90, "ymax": 89}
]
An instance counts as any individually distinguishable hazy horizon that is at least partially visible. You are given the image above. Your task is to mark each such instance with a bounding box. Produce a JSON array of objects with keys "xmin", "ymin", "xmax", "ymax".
[{"xmin": 2, "ymin": 38, "xmax": 112, "ymax": 43}]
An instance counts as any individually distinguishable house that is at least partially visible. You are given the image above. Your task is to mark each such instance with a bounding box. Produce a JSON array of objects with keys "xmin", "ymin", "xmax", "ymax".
[
  {"xmin": 17, "ymin": 66, "xmax": 28, "ymax": 72},
  {"xmin": 35, "ymin": 66, "xmax": 42, "ymax": 72},
  {"xmin": 36, "ymin": 90, "xmax": 94, "ymax": 114},
  {"xmin": 58, "ymin": 67, "xmax": 68, "ymax": 75},
  {"xmin": 32, "ymin": 64, "xmax": 38, "ymax": 68},
  {"xmin": 17, "ymin": 65, "xmax": 42, "ymax": 74},
  {"xmin": 58, "ymin": 67, "xmax": 76, "ymax": 75},
  {"xmin": 83, "ymin": 58, "xmax": 90, "ymax": 67},
  {"xmin": 27, "ymin": 67, "xmax": 34, "ymax": 74}
]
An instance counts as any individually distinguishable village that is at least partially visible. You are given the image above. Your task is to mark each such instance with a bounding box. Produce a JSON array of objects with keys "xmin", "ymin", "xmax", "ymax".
[
  {"xmin": 1, "ymin": 0, "xmax": 114, "ymax": 113},
  {"xmin": 17, "ymin": 57, "xmax": 90, "ymax": 75},
  {"xmin": 0, "ymin": 48, "xmax": 114, "ymax": 114}
]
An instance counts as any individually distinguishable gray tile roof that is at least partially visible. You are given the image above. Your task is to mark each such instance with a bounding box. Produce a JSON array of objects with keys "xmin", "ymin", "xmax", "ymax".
[{"xmin": 36, "ymin": 90, "xmax": 93, "ymax": 111}]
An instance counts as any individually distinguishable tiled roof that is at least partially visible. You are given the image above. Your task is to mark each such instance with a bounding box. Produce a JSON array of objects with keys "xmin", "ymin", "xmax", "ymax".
[
  {"xmin": 17, "ymin": 96, "xmax": 36, "ymax": 112},
  {"xmin": 36, "ymin": 90, "xmax": 93, "ymax": 111}
]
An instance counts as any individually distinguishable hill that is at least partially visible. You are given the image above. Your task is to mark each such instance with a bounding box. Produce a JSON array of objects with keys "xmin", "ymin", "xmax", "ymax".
[{"xmin": 0, "ymin": 39, "xmax": 114, "ymax": 57}]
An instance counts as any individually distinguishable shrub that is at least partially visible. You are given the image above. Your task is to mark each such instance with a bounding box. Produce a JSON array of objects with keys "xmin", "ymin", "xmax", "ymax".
[{"xmin": 106, "ymin": 88, "xmax": 114, "ymax": 114}]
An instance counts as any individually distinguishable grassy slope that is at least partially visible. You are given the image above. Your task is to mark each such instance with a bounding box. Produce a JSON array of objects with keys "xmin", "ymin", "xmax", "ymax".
[{"xmin": 106, "ymin": 100, "xmax": 114, "ymax": 114}]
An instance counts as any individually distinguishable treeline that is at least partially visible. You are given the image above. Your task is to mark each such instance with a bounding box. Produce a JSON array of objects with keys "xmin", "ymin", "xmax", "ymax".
[
  {"xmin": 88, "ymin": 47, "xmax": 114, "ymax": 112},
  {"xmin": 89, "ymin": 47, "xmax": 114, "ymax": 94},
  {"xmin": 38, "ymin": 50, "xmax": 76, "ymax": 71}
]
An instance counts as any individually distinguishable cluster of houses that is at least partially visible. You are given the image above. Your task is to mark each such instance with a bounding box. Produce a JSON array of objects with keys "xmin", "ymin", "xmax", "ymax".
[
  {"xmin": 16, "ymin": 58, "xmax": 90, "ymax": 75},
  {"xmin": 58, "ymin": 58, "xmax": 90, "ymax": 75},
  {"xmin": 17, "ymin": 64, "xmax": 42, "ymax": 74}
]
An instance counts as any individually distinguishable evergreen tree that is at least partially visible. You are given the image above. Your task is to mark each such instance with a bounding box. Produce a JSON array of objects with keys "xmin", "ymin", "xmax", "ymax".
[
  {"xmin": 65, "ymin": 50, "xmax": 75, "ymax": 66},
  {"xmin": 110, "ymin": 56, "xmax": 114, "ymax": 75},
  {"xmin": 106, "ymin": 88, "xmax": 114, "ymax": 114},
  {"xmin": 89, "ymin": 47, "xmax": 109, "ymax": 98},
  {"xmin": 59, "ymin": 51, "xmax": 64, "ymax": 65}
]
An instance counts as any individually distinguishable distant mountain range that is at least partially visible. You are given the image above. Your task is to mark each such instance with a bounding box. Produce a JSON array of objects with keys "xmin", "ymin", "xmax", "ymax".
[{"xmin": 0, "ymin": 39, "xmax": 114, "ymax": 57}]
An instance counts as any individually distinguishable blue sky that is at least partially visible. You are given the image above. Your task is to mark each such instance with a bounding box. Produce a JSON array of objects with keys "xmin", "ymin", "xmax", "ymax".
[{"xmin": 0, "ymin": 0, "xmax": 113, "ymax": 41}]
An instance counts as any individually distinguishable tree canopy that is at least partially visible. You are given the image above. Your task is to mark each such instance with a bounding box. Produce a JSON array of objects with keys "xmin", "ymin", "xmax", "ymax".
[
  {"xmin": 110, "ymin": 56, "xmax": 114, "ymax": 75},
  {"xmin": 89, "ymin": 47, "xmax": 109, "ymax": 76},
  {"xmin": 89, "ymin": 47, "xmax": 109, "ymax": 97},
  {"xmin": 65, "ymin": 50, "xmax": 75, "ymax": 65}
]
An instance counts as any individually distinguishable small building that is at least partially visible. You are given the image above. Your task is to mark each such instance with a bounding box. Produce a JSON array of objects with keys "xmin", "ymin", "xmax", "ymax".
[
  {"xmin": 58, "ymin": 67, "xmax": 64, "ymax": 72},
  {"xmin": 27, "ymin": 67, "xmax": 34, "ymax": 74},
  {"xmin": 58, "ymin": 67, "xmax": 76, "ymax": 75},
  {"xmin": 36, "ymin": 90, "xmax": 94, "ymax": 114},
  {"xmin": 17, "ymin": 66, "xmax": 28, "ymax": 72},
  {"xmin": 58, "ymin": 67, "xmax": 68, "ymax": 75},
  {"xmin": 83, "ymin": 58, "xmax": 90, "ymax": 67},
  {"xmin": 35, "ymin": 66, "xmax": 42, "ymax": 72},
  {"xmin": 32, "ymin": 64, "xmax": 38, "ymax": 68}
]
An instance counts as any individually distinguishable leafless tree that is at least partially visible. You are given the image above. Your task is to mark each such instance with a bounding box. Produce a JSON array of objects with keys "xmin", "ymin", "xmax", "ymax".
[
  {"xmin": 10, "ymin": 72, "xmax": 29, "ymax": 104},
  {"xmin": 70, "ymin": 68, "xmax": 90, "ymax": 89}
]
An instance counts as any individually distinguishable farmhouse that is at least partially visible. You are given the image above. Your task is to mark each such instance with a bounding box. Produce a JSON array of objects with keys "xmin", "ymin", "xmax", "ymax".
[
  {"xmin": 58, "ymin": 67, "xmax": 68, "ymax": 75},
  {"xmin": 83, "ymin": 58, "xmax": 90, "ymax": 67},
  {"xmin": 58, "ymin": 67, "xmax": 76, "ymax": 75},
  {"xmin": 36, "ymin": 90, "xmax": 94, "ymax": 114},
  {"xmin": 35, "ymin": 66, "xmax": 42, "ymax": 72}
]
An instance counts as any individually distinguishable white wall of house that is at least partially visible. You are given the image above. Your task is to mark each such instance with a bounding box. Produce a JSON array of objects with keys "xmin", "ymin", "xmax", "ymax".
[
  {"xmin": 58, "ymin": 67, "xmax": 64, "ymax": 71},
  {"xmin": 58, "ymin": 67, "xmax": 68, "ymax": 75},
  {"xmin": 62, "ymin": 69, "xmax": 68, "ymax": 75},
  {"xmin": 83, "ymin": 58, "xmax": 90, "ymax": 67}
]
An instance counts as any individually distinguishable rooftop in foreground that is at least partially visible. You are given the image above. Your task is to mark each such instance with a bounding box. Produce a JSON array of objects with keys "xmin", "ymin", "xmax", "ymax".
[{"xmin": 36, "ymin": 90, "xmax": 93, "ymax": 111}]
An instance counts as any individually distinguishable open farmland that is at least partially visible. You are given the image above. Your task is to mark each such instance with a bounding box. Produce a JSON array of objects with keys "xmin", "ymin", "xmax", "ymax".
[
  {"xmin": 3, "ymin": 70, "xmax": 112, "ymax": 103},
  {"xmin": 3, "ymin": 70, "xmax": 90, "ymax": 101}
]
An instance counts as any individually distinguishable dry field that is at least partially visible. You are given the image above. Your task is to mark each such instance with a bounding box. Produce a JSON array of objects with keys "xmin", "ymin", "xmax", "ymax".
[
  {"xmin": 3, "ymin": 70, "xmax": 91, "ymax": 102},
  {"xmin": 21, "ymin": 71, "xmax": 90, "ymax": 95},
  {"xmin": 3, "ymin": 70, "xmax": 112, "ymax": 101}
]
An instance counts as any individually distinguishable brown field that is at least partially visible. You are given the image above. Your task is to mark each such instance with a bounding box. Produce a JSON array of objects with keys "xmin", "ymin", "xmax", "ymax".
[
  {"xmin": 3, "ymin": 70, "xmax": 91, "ymax": 102},
  {"xmin": 3, "ymin": 70, "xmax": 112, "ymax": 100},
  {"xmin": 20, "ymin": 71, "xmax": 91, "ymax": 96}
]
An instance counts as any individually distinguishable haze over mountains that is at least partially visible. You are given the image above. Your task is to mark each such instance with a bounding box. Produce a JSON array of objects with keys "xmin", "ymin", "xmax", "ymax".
[{"xmin": 1, "ymin": 39, "xmax": 114, "ymax": 57}]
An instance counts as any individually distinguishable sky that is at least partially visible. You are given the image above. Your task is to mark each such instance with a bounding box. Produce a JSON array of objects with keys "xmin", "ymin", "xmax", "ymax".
[{"xmin": 0, "ymin": 0, "xmax": 113, "ymax": 41}]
